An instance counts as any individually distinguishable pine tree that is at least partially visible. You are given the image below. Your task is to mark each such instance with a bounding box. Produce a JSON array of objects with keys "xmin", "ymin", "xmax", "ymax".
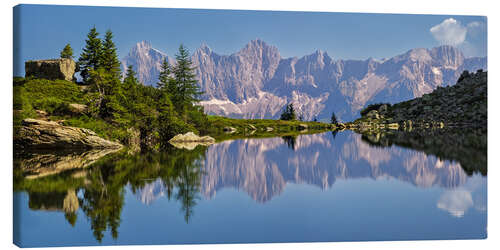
[
  {"xmin": 280, "ymin": 103, "xmax": 297, "ymax": 121},
  {"xmin": 288, "ymin": 104, "xmax": 296, "ymax": 121},
  {"xmin": 87, "ymin": 68, "xmax": 123, "ymax": 120},
  {"xmin": 172, "ymin": 44, "xmax": 202, "ymax": 114},
  {"xmin": 100, "ymin": 30, "xmax": 121, "ymax": 78},
  {"xmin": 330, "ymin": 112, "xmax": 338, "ymax": 124},
  {"xmin": 123, "ymin": 65, "xmax": 138, "ymax": 97},
  {"xmin": 78, "ymin": 26, "xmax": 102, "ymax": 83},
  {"xmin": 157, "ymin": 58, "xmax": 171, "ymax": 90},
  {"xmin": 60, "ymin": 44, "xmax": 74, "ymax": 59},
  {"xmin": 123, "ymin": 65, "xmax": 138, "ymax": 85}
]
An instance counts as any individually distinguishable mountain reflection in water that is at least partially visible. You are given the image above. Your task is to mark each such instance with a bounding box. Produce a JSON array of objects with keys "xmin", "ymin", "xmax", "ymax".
[
  {"xmin": 14, "ymin": 130, "xmax": 486, "ymax": 244},
  {"xmin": 201, "ymin": 130, "xmax": 485, "ymax": 202}
]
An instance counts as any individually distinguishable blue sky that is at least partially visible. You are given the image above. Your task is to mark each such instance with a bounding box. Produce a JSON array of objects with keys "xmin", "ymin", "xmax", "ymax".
[{"xmin": 13, "ymin": 4, "xmax": 487, "ymax": 76}]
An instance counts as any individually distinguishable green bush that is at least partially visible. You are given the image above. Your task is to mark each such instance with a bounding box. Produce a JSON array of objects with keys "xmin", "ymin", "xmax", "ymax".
[
  {"xmin": 23, "ymin": 78, "xmax": 83, "ymax": 104},
  {"xmin": 63, "ymin": 115, "xmax": 128, "ymax": 143},
  {"xmin": 187, "ymin": 106, "xmax": 209, "ymax": 133},
  {"xmin": 14, "ymin": 77, "xmax": 84, "ymax": 118},
  {"xmin": 13, "ymin": 85, "xmax": 36, "ymax": 126},
  {"xmin": 31, "ymin": 97, "xmax": 70, "ymax": 115}
]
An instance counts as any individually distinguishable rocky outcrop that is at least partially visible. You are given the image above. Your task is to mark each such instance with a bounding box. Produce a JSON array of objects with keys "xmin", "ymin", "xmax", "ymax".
[
  {"xmin": 25, "ymin": 58, "xmax": 76, "ymax": 81},
  {"xmin": 350, "ymin": 70, "xmax": 487, "ymax": 130},
  {"xmin": 14, "ymin": 119, "xmax": 123, "ymax": 149},
  {"xmin": 388, "ymin": 70, "xmax": 486, "ymax": 128}
]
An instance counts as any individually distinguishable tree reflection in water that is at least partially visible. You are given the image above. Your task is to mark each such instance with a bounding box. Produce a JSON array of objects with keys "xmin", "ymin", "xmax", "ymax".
[
  {"xmin": 281, "ymin": 135, "xmax": 297, "ymax": 150},
  {"xmin": 14, "ymin": 145, "xmax": 207, "ymax": 242}
]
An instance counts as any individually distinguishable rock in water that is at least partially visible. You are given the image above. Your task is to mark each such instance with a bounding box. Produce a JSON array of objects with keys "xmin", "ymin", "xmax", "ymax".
[
  {"xmin": 169, "ymin": 141, "xmax": 212, "ymax": 150},
  {"xmin": 25, "ymin": 58, "xmax": 76, "ymax": 81},
  {"xmin": 169, "ymin": 132, "xmax": 216, "ymax": 143},
  {"xmin": 168, "ymin": 132, "xmax": 216, "ymax": 150},
  {"xmin": 15, "ymin": 119, "xmax": 123, "ymax": 149}
]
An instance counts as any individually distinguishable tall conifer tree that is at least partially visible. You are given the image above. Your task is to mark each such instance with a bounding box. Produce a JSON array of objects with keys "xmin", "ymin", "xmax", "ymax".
[
  {"xmin": 100, "ymin": 30, "xmax": 121, "ymax": 78},
  {"xmin": 172, "ymin": 44, "xmax": 202, "ymax": 113},
  {"xmin": 157, "ymin": 58, "xmax": 171, "ymax": 91},
  {"xmin": 330, "ymin": 112, "xmax": 338, "ymax": 124},
  {"xmin": 78, "ymin": 26, "xmax": 102, "ymax": 83},
  {"xmin": 123, "ymin": 65, "xmax": 138, "ymax": 85}
]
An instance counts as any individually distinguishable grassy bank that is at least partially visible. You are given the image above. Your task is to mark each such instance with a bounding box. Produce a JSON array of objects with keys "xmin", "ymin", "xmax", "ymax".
[
  {"xmin": 205, "ymin": 115, "xmax": 336, "ymax": 141},
  {"xmin": 14, "ymin": 77, "xmax": 337, "ymax": 146}
]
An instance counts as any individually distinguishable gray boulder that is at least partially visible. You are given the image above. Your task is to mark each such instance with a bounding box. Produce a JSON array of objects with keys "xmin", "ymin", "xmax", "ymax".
[
  {"xmin": 169, "ymin": 132, "xmax": 215, "ymax": 143},
  {"xmin": 168, "ymin": 132, "xmax": 216, "ymax": 150}
]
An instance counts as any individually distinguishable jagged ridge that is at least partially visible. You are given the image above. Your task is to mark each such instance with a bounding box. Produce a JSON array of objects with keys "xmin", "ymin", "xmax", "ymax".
[{"xmin": 121, "ymin": 40, "xmax": 487, "ymax": 121}]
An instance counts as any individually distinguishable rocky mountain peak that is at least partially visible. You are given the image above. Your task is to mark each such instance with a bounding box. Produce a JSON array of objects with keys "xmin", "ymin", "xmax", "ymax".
[
  {"xmin": 246, "ymin": 38, "xmax": 266, "ymax": 48},
  {"xmin": 121, "ymin": 41, "xmax": 173, "ymax": 86},
  {"xmin": 130, "ymin": 40, "xmax": 155, "ymax": 54},
  {"xmin": 196, "ymin": 42, "xmax": 212, "ymax": 55},
  {"xmin": 405, "ymin": 48, "xmax": 433, "ymax": 63},
  {"xmin": 137, "ymin": 40, "xmax": 152, "ymax": 48},
  {"xmin": 430, "ymin": 45, "xmax": 464, "ymax": 69},
  {"xmin": 312, "ymin": 49, "xmax": 330, "ymax": 64},
  {"xmin": 239, "ymin": 39, "xmax": 280, "ymax": 59}
]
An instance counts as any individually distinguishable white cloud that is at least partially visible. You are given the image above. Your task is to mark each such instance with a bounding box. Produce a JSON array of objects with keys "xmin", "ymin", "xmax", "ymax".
[
  {"xmin": 430, "ymin": 18, "xmax": 467, "ymax": 46},
  {"xmin": 466, "ymin": 21, "xmax": 486, "ymax": 37},
  {"xmin": 467, "ymin": 21, "xmax": 481, "ymax": 29},
  {"xmin": 437, "ymin": 189, "xmax": 473, "ymax": 218}
]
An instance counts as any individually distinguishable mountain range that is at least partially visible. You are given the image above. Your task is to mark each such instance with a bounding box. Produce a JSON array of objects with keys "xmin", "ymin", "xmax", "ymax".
[{"xmin": 121, "ymin": 40, "xmax": 486, "ymax": 121}]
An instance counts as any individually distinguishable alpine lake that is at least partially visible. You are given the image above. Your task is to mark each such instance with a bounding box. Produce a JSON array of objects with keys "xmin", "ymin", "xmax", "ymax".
[{"xmin": 13, "ymin": 128, "xmax": 487, "ymax": 247}]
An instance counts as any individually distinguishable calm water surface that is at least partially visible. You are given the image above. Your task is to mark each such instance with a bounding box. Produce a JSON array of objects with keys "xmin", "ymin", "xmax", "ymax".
[{"xmin": 13, "ymin": 130, "xmax": 487, "ymax": 247}]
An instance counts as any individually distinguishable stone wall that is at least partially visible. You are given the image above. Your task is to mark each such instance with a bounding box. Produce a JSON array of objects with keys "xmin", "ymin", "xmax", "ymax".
[{"xmin": 25, "ymin": 58, "xmax": 76, "ymax": 81}]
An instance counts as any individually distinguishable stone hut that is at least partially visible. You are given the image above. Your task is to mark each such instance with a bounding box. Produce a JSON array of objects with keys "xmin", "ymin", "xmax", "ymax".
[{"xmin": 25, "ymin": 58, "xmax": 76, "ymax": 81}]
